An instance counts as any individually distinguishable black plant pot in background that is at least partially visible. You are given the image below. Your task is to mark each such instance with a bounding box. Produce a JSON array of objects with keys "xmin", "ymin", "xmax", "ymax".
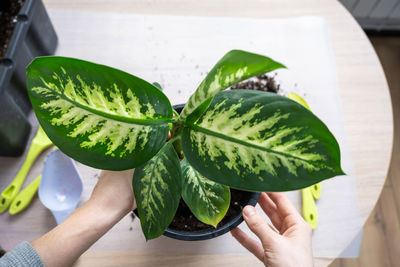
[
  {"xmin": 134, "ymin": 104, "xmax": 261, "ymax": 241},
  {"xmin": 0, "ymin": 0, "xmax": 58, "ymax": 156}
]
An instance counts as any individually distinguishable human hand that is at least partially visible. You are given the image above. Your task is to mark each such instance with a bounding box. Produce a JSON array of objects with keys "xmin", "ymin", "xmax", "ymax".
[
  {"xmin": 89, "ymin": 169, "xmax": 136, "ymax": 217},
  {"xmin": 231, "ymin": 192, "xmax": 313, "ymax": 267}
]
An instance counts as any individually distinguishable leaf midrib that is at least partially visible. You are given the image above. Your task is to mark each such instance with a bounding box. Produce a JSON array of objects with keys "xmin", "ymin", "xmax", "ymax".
[
  {"xmin": 190, "ymin": 170, "xmax": 216, "ymax": 212},
  {"xmin": 143, "ymin": 143, "xmax": 175, "ymax": 219},
  {"xmin": 49, "ymin": 89, "xmax": 173, "ymax": 125},
  {"xmin": 186, "ymin": 124, "xmax": 323, "ymax": 166}
]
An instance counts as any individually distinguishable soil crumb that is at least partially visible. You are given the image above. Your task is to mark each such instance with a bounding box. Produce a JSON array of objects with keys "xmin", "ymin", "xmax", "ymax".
[{"xmin": 231, "ymin": 73, "xmax": 280, "ymax": 93}]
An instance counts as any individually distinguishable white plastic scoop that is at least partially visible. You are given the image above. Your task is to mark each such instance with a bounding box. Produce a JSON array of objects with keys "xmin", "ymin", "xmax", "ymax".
[{"xmin": 39, "ymin": 150, "xmax": 83, "ymax": 224}]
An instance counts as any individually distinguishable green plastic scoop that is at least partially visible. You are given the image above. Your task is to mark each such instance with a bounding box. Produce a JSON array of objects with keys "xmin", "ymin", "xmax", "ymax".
[
  {"xmin": 0, "ymin": 127, "xmax": 52, "ymax": 213},
  {"xmin": 286, "ymin": 92, "xmax": 322, "ymax": 230}
]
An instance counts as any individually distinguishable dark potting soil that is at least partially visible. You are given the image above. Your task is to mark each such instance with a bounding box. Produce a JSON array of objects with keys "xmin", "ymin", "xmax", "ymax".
[
  {"xmin": 231, "ymin": 73, "xmax": 280, "ymax": 93},
  {"xmin": 0, "ymin": 0, "xmax": 25, "ymax": 60},
  {"xmin": 168, "ymin": 189, "xmax": 250, "ymax": 231},
  {"xmin": 167, "ymin": 74, "xmax": 280, "ymax": 232}
]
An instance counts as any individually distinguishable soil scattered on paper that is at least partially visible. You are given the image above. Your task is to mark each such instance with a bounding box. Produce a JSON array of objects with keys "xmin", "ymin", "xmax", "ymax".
[{"xmin": 231, "ymin": 73, "xmax": 280, "ymax": 93}]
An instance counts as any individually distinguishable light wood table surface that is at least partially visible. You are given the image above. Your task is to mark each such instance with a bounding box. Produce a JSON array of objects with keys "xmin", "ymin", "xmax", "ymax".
[{"xmin": 7, "ymin": 0, "xmax": 395, "ymax": 266}]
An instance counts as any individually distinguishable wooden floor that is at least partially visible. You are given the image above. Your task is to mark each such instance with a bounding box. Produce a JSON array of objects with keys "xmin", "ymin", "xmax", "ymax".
[{"xmin": 330, "ymin": 36, "xmax": 400, "ymax": 267}]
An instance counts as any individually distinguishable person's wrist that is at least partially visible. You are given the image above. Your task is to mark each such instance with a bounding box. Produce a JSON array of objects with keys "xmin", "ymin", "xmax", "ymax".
[
  {"xmin": 90, "ymin": 169, "xmax": 135, "ymax": 215},
  {"xmin": 86, "ymin": 197, "xmax": 128, "ymax": 227},
  {"xmin": 89, "ymin": 194, "xmax": 133, "ymax": 214}
]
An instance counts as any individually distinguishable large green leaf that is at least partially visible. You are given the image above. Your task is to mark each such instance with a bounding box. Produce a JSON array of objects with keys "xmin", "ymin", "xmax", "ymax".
[
  {"xmin": 27, "ymin": 56, "xmax": 173, "ymax": 170},
  {"xmin": 181, "ymin": 159, "xmax": 230, "ymax": 227},
  {"xmin": 182, "ymin": 90, "xmax": 344, "ymax": 192},
  {"xmin": 178, "ymin": 50, "xmax": 285, "ymax": 123},
  {"xmin": 133, "ymin": 142, "xmax": 182, "ymax": 240}
]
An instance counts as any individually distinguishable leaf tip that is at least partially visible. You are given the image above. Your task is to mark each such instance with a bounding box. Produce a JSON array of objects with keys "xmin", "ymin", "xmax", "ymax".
[
  {"xmin": 143, "ymin": 231, "xmax": 158, "ymax": 241},
  {"xmin": 207, "ymin": 218, "xmax": 222, "ymax": 228},
  {"xmin": 279, "ymin": 63, "xmax": 288, "ymax": 69}
]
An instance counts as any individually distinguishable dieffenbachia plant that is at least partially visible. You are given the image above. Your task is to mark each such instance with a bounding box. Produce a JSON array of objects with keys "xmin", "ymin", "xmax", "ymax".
[{"xmin": 27, "ymin": 50, "xmax": 344, "ymax": 240}]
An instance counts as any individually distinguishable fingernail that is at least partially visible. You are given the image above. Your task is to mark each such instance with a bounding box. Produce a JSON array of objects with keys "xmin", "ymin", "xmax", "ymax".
[{"xmin": 243, "ymin": 206, "xmax": 256, "ymax": 217}]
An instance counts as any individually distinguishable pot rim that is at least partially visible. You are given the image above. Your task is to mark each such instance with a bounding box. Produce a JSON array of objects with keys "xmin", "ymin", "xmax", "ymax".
[{"xmin": 163, "ymin": 191, "xmax": 261, "ymax": 241}]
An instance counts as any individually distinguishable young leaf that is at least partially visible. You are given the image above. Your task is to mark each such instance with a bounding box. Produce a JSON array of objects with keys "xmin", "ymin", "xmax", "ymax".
[
  {"xmin": 181, "ymin": 159, "xmax": 230, "ymax": 227},
  {"xmin": 133, "ymin": 142, "xmax": 182, "ymax": 240},
  {"xmin": 182, "ymin": 90, "xmax": 344, "ymax": 192},
  {"xmin": 178, "ymin": 50, "xmax": 285, "ymax": 123},
  {"xmin": 27, "ymin": 56, "xmax": 173, "ymax": 170}
]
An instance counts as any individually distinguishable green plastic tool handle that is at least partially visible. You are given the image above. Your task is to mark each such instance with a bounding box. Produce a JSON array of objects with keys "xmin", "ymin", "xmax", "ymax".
[
  {"xmin": 302, "ymin": 187, "xmax": 318, "ymax": 229},
  {"xmin": 286, "ymin": 92, "xmax": 310, "ymax": 109},
  {"xmin": 9, "ymin": 175, "xmax": 41, "ymax": 215},
  {"xmin": 310, "ymin": 182, "xmax": 321, "ymax": 199},
  {"xmin": 0, "ymin": 127, "xmax": 52, "ymax": 213},
  {"xmin": 287, "ymin": 92, "xmax": 322, "ymax": 229},
  {"xmin": 286, "ymin": 92, "xmax": 322, "ymax": 197},
  {"xmin": 0, "ymin": 145, "xmax": 43, "ymax": 213}
]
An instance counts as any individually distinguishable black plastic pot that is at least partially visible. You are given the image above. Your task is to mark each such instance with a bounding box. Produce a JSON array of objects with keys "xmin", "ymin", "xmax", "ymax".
[
  {"xmin": 0, "ymin": 0, "xmax": 57, "ymax": 156},
  {"xmin": 134, "ymin": 104, "xmax": 261, "ymax": 241},
  {"xmin": 164, "ymin": 190, "xmax": 260, "ymax": 241},
  {"xmin": 134, "ymin": 189, "xmax": 260, "ymax": 241}
]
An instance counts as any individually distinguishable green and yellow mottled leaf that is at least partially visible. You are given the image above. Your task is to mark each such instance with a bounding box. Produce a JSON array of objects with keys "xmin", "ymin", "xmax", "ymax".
[
  {"xmin": 133, "ymin": 142, "xmax": 182, "ymax": 240},
  {"xmin": 181, "ymin": 159, "xmax": 230, "ymax": 227},
  {"xmin": 27, "ymin": 56, "xmax": 173, "ymax": 170},
  {"xmin": 182, "ymin": 90, "xmax": 344, "ymax": 192},
  {"xmin": 178, "ymin": 50, "xmax": 285, "ymax": 123}
]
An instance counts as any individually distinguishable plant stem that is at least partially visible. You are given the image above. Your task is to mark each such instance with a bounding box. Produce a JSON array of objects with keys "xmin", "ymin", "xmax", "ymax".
[
  {"xmin": 171, "ymin": 122, "xmax": 184, "ymax": 159},
  {"xmin": 172, "ymin": 109, "xmax": 180, "ymax": 118},
  {"xmin": 168, "ymin": 135, "xmax": 181, "ymax": 144}
]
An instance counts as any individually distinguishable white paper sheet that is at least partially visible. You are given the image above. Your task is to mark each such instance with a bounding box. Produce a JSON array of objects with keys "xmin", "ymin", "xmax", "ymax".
[{"xmin": 0, "ymin": 10, "xmax": 362, "ymax": 259}]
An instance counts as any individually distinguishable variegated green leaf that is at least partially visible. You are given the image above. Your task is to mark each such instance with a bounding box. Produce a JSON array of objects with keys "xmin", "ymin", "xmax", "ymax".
[
  {"xmin": 27, "ymin": 56, "xmax": 173, "ymax": 170},
  {"xmin": 182, "ymin": 90, "xmax": 344, "ymax": 192},
  {"xmin": 133, "ymin": 142, "xmax": 182, "ymax": 240},
  {"xmin": 181, "ymin": 159, "xmax": 230, "ymax": 227},
  {"xmin": 178, "ymin": 50, "xmax": 285, "ymax": 123}
]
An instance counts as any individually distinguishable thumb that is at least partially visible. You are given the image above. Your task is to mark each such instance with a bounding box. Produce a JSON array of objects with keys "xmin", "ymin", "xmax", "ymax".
[{"xmin": 242, "ymin": 205, "xmax": 279, "ymax": 247}]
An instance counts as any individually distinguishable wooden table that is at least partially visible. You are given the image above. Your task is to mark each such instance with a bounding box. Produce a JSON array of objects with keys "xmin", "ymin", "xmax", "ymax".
[{"xmin": 7, "ymin": 0, "xmax": 395, "ymax": 266}]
